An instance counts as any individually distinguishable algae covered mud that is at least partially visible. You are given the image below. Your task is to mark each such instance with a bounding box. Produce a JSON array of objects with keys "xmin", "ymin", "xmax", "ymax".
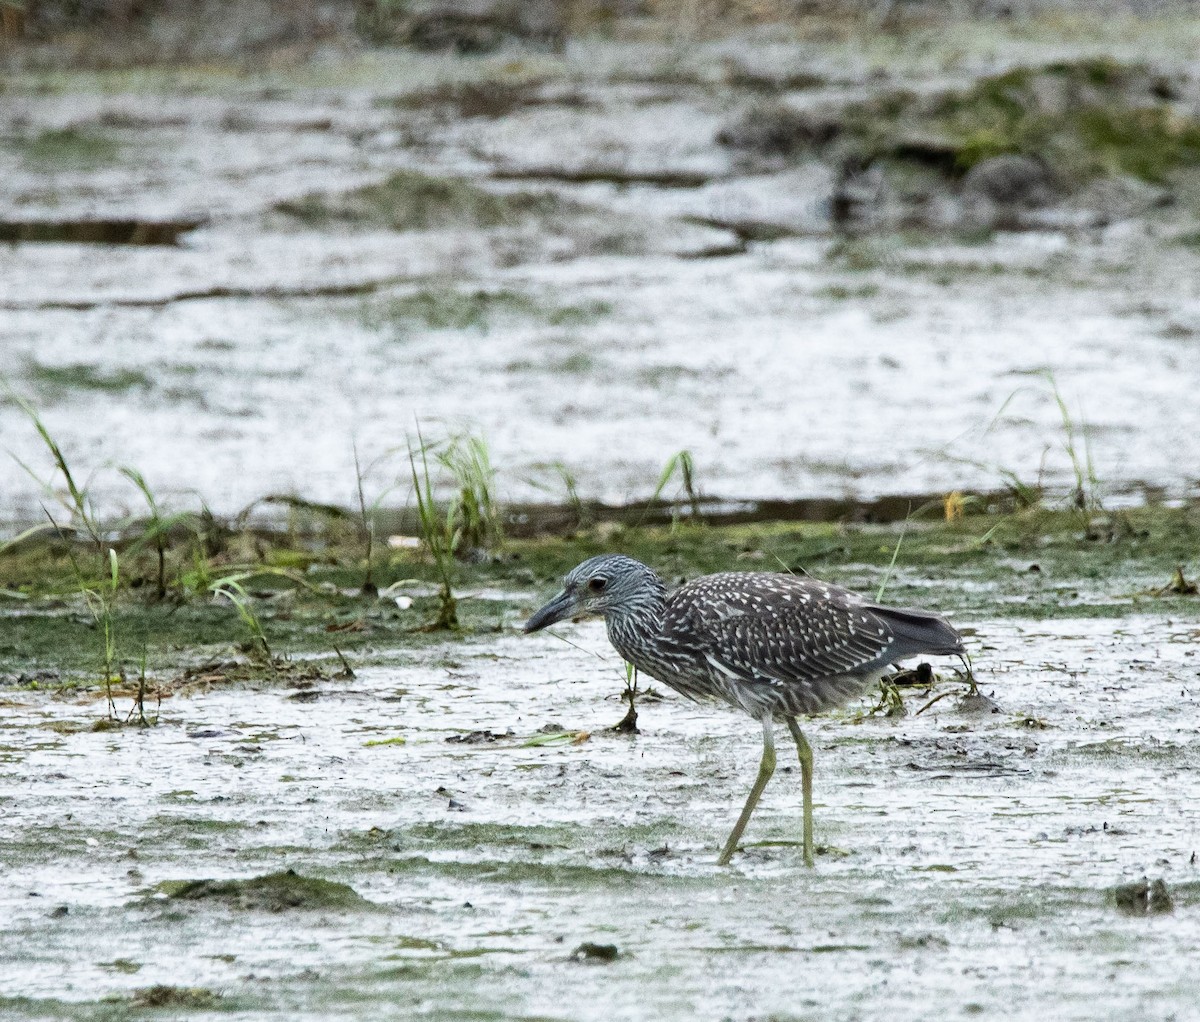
[
  {"xmin": 4, "ymin": 5, "xmax": 1200, "ymax": 1019},
  {"xmin": 2, "ymin": 608, "xmax": 1200, "ymax": 1020},
  {"xmin": 2, "ymin": 508, "xmax": 1200, "ymax": 1021}
]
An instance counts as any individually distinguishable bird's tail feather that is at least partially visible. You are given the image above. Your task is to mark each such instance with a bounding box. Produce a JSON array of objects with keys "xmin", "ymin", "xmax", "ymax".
[{"xmin": 867, "ymin": 604, "xmax": 964, "ymax": 659}]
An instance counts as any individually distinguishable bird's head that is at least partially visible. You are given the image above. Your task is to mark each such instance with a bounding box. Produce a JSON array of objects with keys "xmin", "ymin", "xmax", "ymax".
[{"xmin": 523, "ymin": 554, "xmax": 661, "ymax": 633}]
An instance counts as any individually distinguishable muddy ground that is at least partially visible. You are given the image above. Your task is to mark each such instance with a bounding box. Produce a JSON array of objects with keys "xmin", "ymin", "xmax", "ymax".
[
  {"xmin": 3, "ymin": 507, "xmax": 1200, "ymax": 1021},
  {"xmin": 3, "ymin": 602, "xmax": 1200, "ymax": 1021},
  {"xmin": 4, "ymin": 9, "xmax": 1200, "ymax": 1021}
]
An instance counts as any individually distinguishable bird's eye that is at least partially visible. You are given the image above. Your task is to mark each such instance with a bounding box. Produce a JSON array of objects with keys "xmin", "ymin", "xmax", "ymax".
[{"xmin": 588, "ymin": 577, "xmax": 607, "ymax": 593}]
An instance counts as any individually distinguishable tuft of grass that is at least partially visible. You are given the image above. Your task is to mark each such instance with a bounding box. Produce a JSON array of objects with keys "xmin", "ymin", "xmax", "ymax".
[
  {"xmin": 132, "ymin": 647, "xmax": 156, "ymax": 726},
  {"xmin": 437, "ymin": 433, "xmax": 502, "ymax": 553},
  {"xmin": 1042, "ymin": 372, "xmax": 1101, "ymax": 513},
  {"xmin": 50, "ymin": 525, "xmax": 124, "ymax": 718},
  {"xmin": 946, "ymin": 373, "xmax": 1102, "ymax": 515},
  {"xmin": 987, "ymin": 372, "xmax": 1102, "ymax": 514},
  {"xmin": 404, "ymin": 428, "xmax": 503, "ymax": 629},
  {"xmin": 41, "ymin": 542, "xmax": 128, "ymax": 718},
  {"xmin": 409, "ymin": 429, "xmax": 459, "ymax": 631},
  {"xmin": 7, "ymin": 397, "xmax": 173, "ymax": 718},
  {"xmin": 353, "ymin": 443, "xmax": 378, "ymax": 597},
  {"xmin": 11, "ymin": 393, "xmax": 103, "ymax": 551},
  {"xmin": 120, "ymin": 467, "xmax": 199, "ymax": 600},
  {"xmin": 555, "ymin": 462, "xmax": 590, "ymax": 530},
  {"xmin": 648, "ymin": 449, "xmax": 702, "ymax": 530},
  {"xmin": 209, "ymin": 577, "xmax": 272, "ymax": 662}
]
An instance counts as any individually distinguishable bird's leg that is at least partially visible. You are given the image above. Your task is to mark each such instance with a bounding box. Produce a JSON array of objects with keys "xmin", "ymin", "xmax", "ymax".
[
  {"xmin": 786, "ymin": 718, "xmax": 815, "ymax": 868},
  {"xmin": 717, "ymin": 717, "xmax": 775, "ymax": 866}
]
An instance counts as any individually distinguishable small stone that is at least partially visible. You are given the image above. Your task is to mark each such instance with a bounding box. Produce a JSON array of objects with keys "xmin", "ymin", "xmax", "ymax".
[{"xmin": 570, "ymin": 942, "xmax": 619, "ymax": 963}]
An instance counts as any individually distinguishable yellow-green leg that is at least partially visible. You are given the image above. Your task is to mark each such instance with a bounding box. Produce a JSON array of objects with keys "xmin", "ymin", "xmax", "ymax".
[
  {"xmin": 786, "ymin": 718, "xmax": 815, "ymax": 868},
  {"xmin": 717, "ymin": 717, "xmax": 776, "ymax": 866}
]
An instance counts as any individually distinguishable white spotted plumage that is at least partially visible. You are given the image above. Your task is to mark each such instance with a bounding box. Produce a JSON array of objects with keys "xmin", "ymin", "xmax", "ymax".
[{"xmin": 528, "ymin": 555, "xmax": 965, "ymax": 722}]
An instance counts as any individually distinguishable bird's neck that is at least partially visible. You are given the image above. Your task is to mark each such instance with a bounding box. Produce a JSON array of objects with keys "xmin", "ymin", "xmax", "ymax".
[{"xmin": 604, "ymin": 576, "xmax": 668, "ymax": 669}]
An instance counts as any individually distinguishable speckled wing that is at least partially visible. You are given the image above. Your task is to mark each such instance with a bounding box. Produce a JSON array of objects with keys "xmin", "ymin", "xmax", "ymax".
[{"xmin": 661, "ymin": 572, "xmax": 897, "ymax": 685}]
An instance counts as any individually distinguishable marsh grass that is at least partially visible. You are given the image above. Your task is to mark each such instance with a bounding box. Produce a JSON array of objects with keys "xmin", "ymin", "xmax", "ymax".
[
  {"xmin": 437, "ymin": 433, "xmax": 502, "ymax": 553},
  {"xmin": 353, "ymin": 443, "xmax": 378, "ymax": 597},
  {"xmin": 988, "ymin": 371, "xmax": 1102, "ymax": 514},
  {"xmin": 132, "ymin": 647, "xmax": 157, "ymax": 726},
  {"xmin": 409, "ymin": 431, "xmax": 459, "ymax": 631},
  {"xmin": 647, "ymin": 449, "xmax": 701, "ymax": 530},
  {"xmin": 12, "ymin": 395, "xmax": 103, "ymax": 551},
  {"xmin": 3, "ymin": 396, "xmax": 356, "ymax": 690},
  {"xmin": 1045, "ymin": 375, "xmax": 1101, "ymax": 513},
  {"xmin": 874, "ymin": 518, "xmax": 907, "ymax": 601},
  {"xmin": 554, "ymin": 462, "xmax": 590, "ymax": 530},
  {"xmin": 403, "ymin": 428, "xmax": 503, "ymax": 628},
  {"xmin": 209, "ymin": 577, "xmax": 273, "ymax": 662},
  {"xmin": 10, "ymin": 398, "xmax": 131, "ymax": 716},
  {"xmin": 120, "ymin": 467, "xmax": 199, "ymax": 600},
  {"xmin": 935, "ymin": 372, "xmax": 1103, "ymax": 517},
  {"xmin": 52, "ymin": 529, "xmax": 123, "ymax": 718},
  {"xmin": 404, "ymin": 427, "xmax": 503, "ymax": 626},
  {"xmin": 90, "ymin": 547, "xmax": 121, "ymax": 717}
]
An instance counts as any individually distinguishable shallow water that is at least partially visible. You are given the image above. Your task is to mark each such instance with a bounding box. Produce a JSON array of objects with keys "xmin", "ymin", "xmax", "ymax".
[
  {"xmin": 4, "ymin": 37, "xmax": 1200, "ymax": 527},
  {"xmin": 2, "ymin": 615, "xmax": 1198, "ymax": 1020}
]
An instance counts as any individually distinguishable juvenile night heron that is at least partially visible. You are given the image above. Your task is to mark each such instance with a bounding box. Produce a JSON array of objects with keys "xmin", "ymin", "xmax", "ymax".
[{"xmin": 524, "ymin": 555, "xmax": 965, "ymax": 867}]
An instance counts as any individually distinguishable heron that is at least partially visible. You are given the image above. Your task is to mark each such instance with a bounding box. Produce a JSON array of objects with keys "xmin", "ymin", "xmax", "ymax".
[{"xmin": 524, "ymin": 554, "xmax": 965, "ymax": 867}]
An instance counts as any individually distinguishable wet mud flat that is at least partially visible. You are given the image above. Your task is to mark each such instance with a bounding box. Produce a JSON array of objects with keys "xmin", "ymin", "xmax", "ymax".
[
  {"xmin": 5, "ymin": 20, "xmax": 1200, "ymax": 523},
  {"xmin": 4, "ymin": 11, "xmax": 1200, "ymax": 1018},
  {"xmin": 2, "ymin": 610, "xmax": 1199, "ymax": 1021}
]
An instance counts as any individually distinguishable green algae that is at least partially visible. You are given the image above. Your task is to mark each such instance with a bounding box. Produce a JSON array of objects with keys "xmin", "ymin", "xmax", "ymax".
[
  {"xmin": 274, "ymin": 170, "xmax": 557, "ymax": 232},
  {"xmin": 25, "ymin": 363, "xmax": 154, "ymax": 396},
  {"xmin": 3, "ymin": 504, "xmax": 1200, "ymax": 687},
  {"xmin": 163, "ymin": 868, "xmax": 377, "ymax": 912},
  {"xmin": 357, "ymin": 287, "xmax": 611, "ymax": 335},
  {"xmin": 12, "ymin": 126, "xmax": 122, "ymax": 169},
  {"xmin": 931, "ymin": 60, "xmax": 1200, "ymax": 181},
  {"xmin": 817, "ymin": 58, "xmax": 1200, "ymax": 185}
]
